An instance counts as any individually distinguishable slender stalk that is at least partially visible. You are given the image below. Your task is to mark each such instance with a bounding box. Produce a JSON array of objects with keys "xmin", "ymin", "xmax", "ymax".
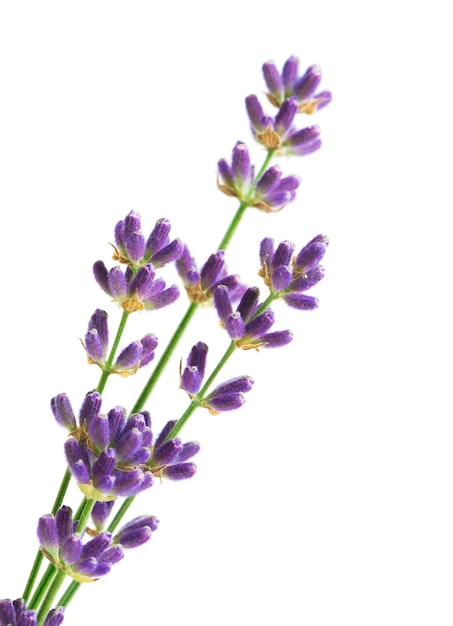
[
  {"xmin": 28, "ymin": 563, "xmax": 56, "ymax": 610},
  {"xmin": 217, "ymin": 201, "xmax": 248, "ymax": 250},
  {"xmin": 131, "ymin": 302, "xmax": 198, "ymax": 414},
  {"xmin": 107, "ymin": 496, "xmax": 135, "ymax": 533},
  {"xmin": 36, "ymin": 570, "xmax": 66, "ymax": 626},
  {"xmin": 75, "ymin": 498, "xmax": 96, "ymax": 534},
  {"xmin": 97, "ymin": 309, "xmax": 130, "ymax": 393},
  {"xmin": 57, "ymin": 580, "xmax": 80, "ymax": 608}
]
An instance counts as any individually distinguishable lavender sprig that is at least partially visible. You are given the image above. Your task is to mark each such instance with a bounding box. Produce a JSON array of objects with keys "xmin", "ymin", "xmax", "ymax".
[{"xmin": 15, "ymin": 54, "xmax": 331, "ymax": 625}]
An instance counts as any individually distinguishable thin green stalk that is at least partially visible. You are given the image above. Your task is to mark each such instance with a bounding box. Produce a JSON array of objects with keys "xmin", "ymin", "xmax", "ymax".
[
  {"xmin": 131, "ymin": 301, "xmax": 198, "ymax": 414},
  {"xmin": 97, "ymin": 308, "xmax": 130, "ymax": 393},
  {"xmin": 75, "ymin": 498, "xmax": 96, "ymax": 534},
  {"xmin": 37, "ymin": 569, "xmax": 66, "ymax": 626},
  {"xmin": 107, "ymin": 496, "xmax": 135, "ymax": 533},
  {"xmin": 28, "ymin": 563, "xmax": 56, "ymax": 610},
  {"xmin": 57, "ymin": 580, "xmax": 80, "ymax": 608}
]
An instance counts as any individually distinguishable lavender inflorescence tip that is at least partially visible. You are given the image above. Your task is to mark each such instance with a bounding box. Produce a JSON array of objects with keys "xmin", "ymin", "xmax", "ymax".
[{"xmin": 259, "ymin": 234, "xmax": 328, "ymax": 310}]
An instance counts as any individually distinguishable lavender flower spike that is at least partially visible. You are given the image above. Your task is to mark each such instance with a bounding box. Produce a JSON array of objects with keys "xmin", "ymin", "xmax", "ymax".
[
  {"xmin": 245, "ymin": 92, "xmax": 323, "ymax": 157},
  {"xmin": 214, "ymin": 285, "xmax": 292, "ymax": 350},
  {"xmin": 148, "ymin": 420, "xmax": 200, "ymax": 482},
  {"xmin": 113, "ymin": 211, "xmax": 183, "ymax": 269},
  {"xmin": 258, "ymin": 235, "xmax": 328, "ymax": 311},
  {"xmin": 38, "ymin": 506, "xmax": 124, "ymax": 583},
  {"xmin": 176, "ymin": 245, "xmax": 244, "ymax": 304},
  {"xmin": 263, "ymin": 56, "xmax": 332, "ymax": 113},
  {"xmin": 63, "ymin": 395, "xmax": 153, "ymax": 501},
  {"xmin": 93, "ymin": 260, "xmax": 180, "ymax": 313},
  {"xmin": 0, "ymin": 600, "xmax": 64, "ymax": 626}
]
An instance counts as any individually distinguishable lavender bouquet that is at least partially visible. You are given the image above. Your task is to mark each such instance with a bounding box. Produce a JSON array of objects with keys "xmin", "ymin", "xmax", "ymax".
[{"xmin": 0, "ymin": 55, "xmax": 331, "ymax": 626}]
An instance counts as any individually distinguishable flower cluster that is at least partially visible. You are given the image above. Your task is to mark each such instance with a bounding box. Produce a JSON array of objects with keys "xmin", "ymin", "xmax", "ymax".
[
  {"xmin": 37, "ymin": 506, "xmax": 158, "ymax": 583},
  {"xmin": 180, "ymin": 341, "xmax": 254, "ymax": 413},
  {"xmin": 83, "ymin": 308, "xmax": 158, "ymax": 376},
  {"xmin": 246, "ymin": 95, "xmax": 322, "ymax": 156},
  {"xmin": 176, "ymin": 247, "xmax": 244, "ymax": 303},
  {"xmin": 259, "ymin": 234, "xmax": 328, "ymax": 310},
  {"xmin": 218, "ymin": 142, "xmax": 300, "ymax": 212},
  {"xmin": 93, "ymin": 261, "xmax": 179, "ymax": 313},
  {"xmin": 112, "ymin": 211, "xmax": 183, "ymax": 269},
  {"xmin": 53, "ymin": 391, "xmax": 199, "ymax": 501},
  {"xmin": 214, "ymin": 285, "xmax": 292, "ymax": 350},
  {"xmin": 93, "ymin": 212, "xmax": 182, "ymax": 313},
  {"xmin": 0, "ymin": 600, "xmax": 64, "ymax": 626},
  {"xmin": 147, "ymin": 419, "xmax": 199, "ymax": 480},
  {"xmin": 262, "ymin": 56, "xmax": 332, "ymax": 113}
]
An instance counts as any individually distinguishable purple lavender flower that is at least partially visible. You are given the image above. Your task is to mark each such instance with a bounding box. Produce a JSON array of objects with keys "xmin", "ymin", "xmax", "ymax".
[
  {"xmin": 0, "ymin": 600, "xmax": 64, "ymax": 626},
  {"xmin": 83, "ymin": 307, "xmax": 158, "ymax": 373},
  {"xmin": 84, "ymin": 309, "xmax": 109, "ymax": 366},
  {"xmin": 38, "ymin": 506, "xmax": 124, "ymax": 582},
  {"xmin": 263, "ymin": 56, "xmax": 332, "ymax": 113},
  {"xmin": 217, "ymin": 141, "xmax": 254, "ymax": 200},
  {"xmin": 93, "ymin": 260, "xmax": 180, "ymax": 313},
  {"xmin": 114, "ymin": 515, "xmax": 159, "ymax": 549},
  {"xmin": 246, "ymin": 94, "xmax": 322, "ymax": 156},
  {"xmin": 176, "ymin": 245, "xmax": 244, "ymax": 304},
  {"xmin": 112, "ymin": 333, "xmax": 158, "ymax": 376},
  {"xmin": 179, "ymin": 342, "xmax": 254, "ymax": 413},
  {"xmin": 203, "ymin": 376, "xmax": 254, "ymax": 414},
  {"xmin": 214, "ymin": 285, "xmax": 292, "ymax": 350},
  {"xmin": 91, "ymin": 501, "xmax": 115, "ymax": 531},
  {"xmin": 148, "ymin": 420, "xmax": 199, "ymax": 481},
  {"xmin": 258, "ymin": 235, "xmax": 328, "ymax": 310},
  {"xmin": 253, "ymin": 165, "xmax": 300, "ymax": 213},
  {"xmin": 180, "ymin": 341, "xmax": 208, "ymax": 395},
  {"xmin": 113, "ymin": 211, "xmax": 183, "ymax": 269},
  {"xmin": 51, "ymin": 393, "xmax": 77, "ymax": 432},
  {"xmin": 61, "ymin": 392, "xmax": 154, "ymax": 501},
  {"xmin": 217, "ymin": 143, "xmax": 300, "ymax": 212}
]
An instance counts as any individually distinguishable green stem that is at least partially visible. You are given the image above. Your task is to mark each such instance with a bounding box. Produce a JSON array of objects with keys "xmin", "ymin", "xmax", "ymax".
[
  {"xmin": 76, "ymin": 498, "xmax": 96, "ymax": 534},
  {"xmin": 37, "ymin": 570, "xmax": 66, "ymax": 626},
  {"xmin": 107, "ymin": 496, "xmax": 135, "ymax": 533},
  {"xmin": 217, "ymin": 201, "xmax": 248, "ymax": 250},
  {"xmin": 28, "ymin": 563, "xmax": 56, "ymax": 610},
  {"xmin": 130, "ymin": 301, "xmax": 198, "ymax": 414},
  {"xmin": 57, "ymin": 580, "xmax": 80, "ymax": 608},
  {"xmin": 97, "ymin": 309, "xmax": 130, "ymax": 393}
]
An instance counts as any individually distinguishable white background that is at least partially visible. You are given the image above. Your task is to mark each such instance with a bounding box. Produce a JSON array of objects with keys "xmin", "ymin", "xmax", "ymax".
[{"xmin": 0, "ymin": 1, "xmax": 452, "ymax": 625}]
